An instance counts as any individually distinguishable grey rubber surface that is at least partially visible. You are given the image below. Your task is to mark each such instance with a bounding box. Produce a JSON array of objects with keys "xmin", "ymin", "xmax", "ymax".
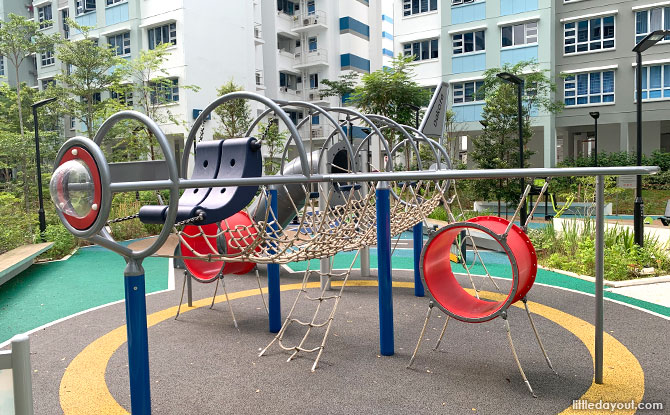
[{"xmin": 24, "ymin": 267, "xmax": 670, "ymax": 414}]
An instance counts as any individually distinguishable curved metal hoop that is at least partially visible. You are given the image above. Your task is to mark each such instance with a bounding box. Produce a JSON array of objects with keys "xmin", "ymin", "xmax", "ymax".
[
  {"xmin": 91, "ymin": 110, "xmax": 181, "ymax": 260},
  {"xmin": 183, "ymin": 91, "xmax": 311, "ymax": 179}
]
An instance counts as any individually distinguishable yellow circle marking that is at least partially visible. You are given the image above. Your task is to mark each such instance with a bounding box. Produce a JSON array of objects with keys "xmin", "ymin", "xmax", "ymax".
[{"xmin": 59, "ymin": 281, "xmax": 644, "ymax": 415}]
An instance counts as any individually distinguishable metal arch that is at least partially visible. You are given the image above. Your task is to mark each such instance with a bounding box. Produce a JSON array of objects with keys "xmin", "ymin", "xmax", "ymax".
[
  {"xmin": 182, "ymin": 91, "xmax": 311, "ymax": 179},
  {"xmin": 274, "ymin": 100, "xmax": 355, "ymax": 175},
  {"xmin": 92, "ymin": 110, "xmax": 181, "ymax": 260},
  {"xmin": 401, "ymin": 125, "xmax": 452, "ymax": 170},
  {"xmin": 367, "ymin": 114, "xmax": 424, "ymax": 171},
  {"xmin": 322, "ymin": 107, "xmax": 394, "ymax": 172},
  {"xmin": 245, "ymin": 107, "xmax": 273, "ymax": 136}
]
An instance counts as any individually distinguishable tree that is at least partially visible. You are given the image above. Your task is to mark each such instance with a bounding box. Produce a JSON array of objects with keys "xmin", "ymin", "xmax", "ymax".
[
  {"xmin": 0, "ymin": 13, "xmax": 60, "ymax": 138},
  {"xmin": 320, "ymin": 71, "xmax": 359, "ymax": 105},
  {"xmin": 54, "ymin": 19, "xmax": 124, "ymax": 139},
  {"xmin": 214, "ymin": 80, "xmax": 252, "ymax": 138},
  {"xmin": 120, "ymin": 43, "xmax": 199, "ymax": 160},
  {"xmin": 349, "ymin": 55, "xmax": 431, "ymax": 134},
  {"xmin": 470, "ymin": 60, "xmax": 563, "ymax": 213},
  {"xmin": 258, "ymin": 119, "xmax": 287, "ymax": 175}
]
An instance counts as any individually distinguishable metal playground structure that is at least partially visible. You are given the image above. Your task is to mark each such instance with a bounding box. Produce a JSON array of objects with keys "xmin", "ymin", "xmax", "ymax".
[{"xmin": 48, "ymin": 84, "xmax": 659, "ymax": 414}]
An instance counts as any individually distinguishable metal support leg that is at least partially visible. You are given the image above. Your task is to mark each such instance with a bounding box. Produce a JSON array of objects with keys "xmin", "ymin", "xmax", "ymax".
[
  {"xmin": 433, "ymin": 315, "xmax": 450, "ymax": 351},
  {"xmin": 408, "ymin": 302, "xmax": 433, "ymax": 368},
  {"xmin": 595, "ymin": 175, "xmax": 605, "ymax": 384},
  {"xmin": 175, "ymin": 271, "xmax": 187, "ymax": 320},
  {"xmin": 502, "ymin": 312, "xmax": 536, "ymax": 398},
  {"xmin": 255, "ymin": 267, "xmax": 269, "ymax": 315},
  {"xmin": 210, "ymin": 278, "xmax": 219, "ymax": 309},
  {"xmin": 221, "ymin": 277, "xmax": 239, "ymax": 331},
  {"xmin": 186, "ymin": 271, "xmax": 192, "ymax": 307},
  {"xmin": 123, "ymin": 259, "xmax": 152, "ymax": 414},
  {"xmin": 268, "ymin": 188, "xmax": 282, "ymax": 333},
  {"xmin": 523, "ymin": 298, "xmax": 556, "ymax": 374},
  {"xmin": 413, "ymin": 221, "xmax": 424, "ymax": 297},
  {"xmin": 376, "ymin": 182, "xmax": 394, "ymax": 356}
]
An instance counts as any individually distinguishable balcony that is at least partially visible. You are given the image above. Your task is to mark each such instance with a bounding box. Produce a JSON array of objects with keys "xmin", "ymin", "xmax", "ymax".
[
  {"xmin": 254, "ymin": 24, "xmax": 264, "ymax": 45},
  {"xmin": 276, "ymin": 11, "xmax": 299, "ymax": 38},
  {"xmin": 255, "ymin": 70, "xmax": 265, "ymax": 89},
  {"xmin": 278, "ymin": 86, "xmax": 301, "ymax": 100},
  {"xmin": 294, "ymin": 48, "xmax": 328, "ymax": 69},
  {"xmin": 292, "ymin": 11, "xmax": 327, "ymax": 32}
]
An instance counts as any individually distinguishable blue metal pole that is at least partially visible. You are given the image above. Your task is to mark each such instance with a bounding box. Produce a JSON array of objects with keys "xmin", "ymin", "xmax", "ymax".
[
  {"xmin": 267, "ymin": 188, "xmax": 281, "ymax": 333},
  {"xmin": 123, "ymin": 259, "xmax": 151, "ymax": 415},
  {"xmin": 376, "ymin": 182, "xmax": 394, "ymax": 356},
  {"xmin": 412, "ymin": 221, "xmax": 424, "ymax": 297}
]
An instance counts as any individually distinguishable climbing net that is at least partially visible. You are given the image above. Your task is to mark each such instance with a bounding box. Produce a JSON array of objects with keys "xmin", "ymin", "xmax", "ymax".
[{"xmin": 170, "ymin": 178, "xmax": 447, "ymax": 264}]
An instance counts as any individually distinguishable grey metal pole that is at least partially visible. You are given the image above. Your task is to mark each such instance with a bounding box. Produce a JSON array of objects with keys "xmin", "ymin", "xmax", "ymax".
[
  {"xmin": 10, "ymin": 334, "xmax": 33, "ymax": 415},
  {"xmin": 595, "ymin": 175, "xmax": 605, "ymax": 384},
  {"xmin": 635, "ymin": 51, "xmax": 644, "ymax": 247},
  {"xmin": 517, "ymin": 82, "xmax": 527, "ymax": 227}
]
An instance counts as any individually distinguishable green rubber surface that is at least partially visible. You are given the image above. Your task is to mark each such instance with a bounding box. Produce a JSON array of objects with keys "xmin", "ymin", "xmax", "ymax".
[
  {"xmin": 287, "ymin": 248, "xmax": 670, "ymax": 318},
  {"xmin": 0, "ymin": 243, "xmax": 169, "ymax": 344}
]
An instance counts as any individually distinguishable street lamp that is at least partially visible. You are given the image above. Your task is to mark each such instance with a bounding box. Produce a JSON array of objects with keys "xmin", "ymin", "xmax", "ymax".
[
  {"xmin": 497, "ymin": 71, "xmax": 527, "ymax": 227},
  {"xmin": 632, "ymin": 29, "xmax": 670, "ymax": 246},
  {"xmin": 589, "ymin": 111, "xmax": 600, "ymax": 167},
  {"xmin": 32, "ymin": 97, "xmax": 57, "ymax": 241}
]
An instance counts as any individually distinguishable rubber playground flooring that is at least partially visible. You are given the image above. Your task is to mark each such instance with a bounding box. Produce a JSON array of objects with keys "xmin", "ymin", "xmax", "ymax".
[{"xmin": 0, "ymin": 243, "xmax": 170, "ymax": 344}]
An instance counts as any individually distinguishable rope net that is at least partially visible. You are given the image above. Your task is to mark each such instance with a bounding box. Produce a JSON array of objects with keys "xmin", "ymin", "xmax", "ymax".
[{"xmin": 167, "ymin": 179, "xmax": 447, "ymax": 265}]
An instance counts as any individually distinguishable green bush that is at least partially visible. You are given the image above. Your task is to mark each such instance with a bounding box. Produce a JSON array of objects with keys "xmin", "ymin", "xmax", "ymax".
[
  {"xmin": 529, "ymin": 220, "xmax": 670, "ymax": 280},
  {"xmin": 0, "ymin": 193, "xmax": 35, "ymax": 254},
  {"xmin": 42, "ymin": 223, "xmax": 76, "ymax": 258},
  {"xmin": 108, "ymin": 191, "xmax": 163, "ymax": 241}
]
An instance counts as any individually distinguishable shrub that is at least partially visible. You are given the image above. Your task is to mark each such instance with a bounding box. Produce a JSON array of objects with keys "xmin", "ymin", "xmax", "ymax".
[
  {"xmin": 0, "ymin": 193, "xmax": 35, "ymax": 254},
  {"xmin": 42, "ymin": 223, "xmax": 77, "ymax": 258}
]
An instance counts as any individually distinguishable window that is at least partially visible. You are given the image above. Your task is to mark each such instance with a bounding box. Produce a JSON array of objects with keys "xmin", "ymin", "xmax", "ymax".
[
  {"xmin": 61, "ymin": 9, "xmax": 70, "ymax": 39},
  {"xmin": 108, "ymin": 32, "xmax": 130, "ymax": 56},
  {"xmin": 564, "ymin": 71, "xmax": 615, "ymax": 106},
  {"xmin": 637, "ymin": 64, "xmax": 670, "ymax": 100},
  {"xmin": 452, "ymin": 0, "xmax": 476, "ymax": 5},
  {"xmin": 308, "ymin": 36, "xmax": 317, "ymax": 51},
  {"xmin": 277, "ymin": 0, "xmax": 297, "ymax": 16},
  {"xmin": 0, "ymin": 56, "xmax": 4, "ymax": 76},
  {"xmin": 564, "ymin": 16, "xmax": 615, "ymax": 54},
  {"xmin": 70, "ymin": 116, "xmax": 76, "ymax": 130},
  {"xmin": 635, "ymin": 7, "xmax": 670, "ymax": 44},
  {"xmin": 106, "ymin": 0, "xmax": 125, "ymax": 5},
  {"xmin": 38, "ymin": 5, "xmax": 52, "ymax": 29},
  {"xmin": 41, "ymin": 50, "xmax": 55, "ymax": 66},
  {"xmin": 111, "ymin": 90, "xmax": 133, "ymax": 106},
  {"xmin": 309, "ymin": 73, "xmax": 319, "ymax": 89},
  {"xmin": 150, "ymin": 78, "xmax": 179, "ymax": 104},
  {"xmin": 453, "ymin": 30, "xmax": 485, "ymax": 54},
  {"xmin": 148, "ymin": 23, "xmax": 177, "ymax": 50},
  {"xmin": 307, "ymin": 0, "xmax": 315, "ymax": 14},
  {"xmin": 501, "ymin": 22, "xmax": 538, "ymax": 47},
  {"xmin": 76, "ymin": 0, "xmax": 96, "ymax": 15},
  {"xmin": 403, "ymin": 0, "xmax": 438, "ymax": 17},
  {"xmin": 41, "ymin": 79, "xmax": 55, "ymax": 90},
  {"xmin": 453, "ymin": 81, "xmax": 485, "ymax": 104},
  {"xmin": 403, "ymin": 38, "xmax": 439, "ymax": 61}
]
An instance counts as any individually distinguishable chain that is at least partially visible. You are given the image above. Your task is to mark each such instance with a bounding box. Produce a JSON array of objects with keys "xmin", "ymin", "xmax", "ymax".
[
  {"xmin": 174, "ymin": 213, "xmax": 204, "ymax": 227},
  {"xmin": 106, "ymin": 213, "xmax": 139, "ymax": 225}
]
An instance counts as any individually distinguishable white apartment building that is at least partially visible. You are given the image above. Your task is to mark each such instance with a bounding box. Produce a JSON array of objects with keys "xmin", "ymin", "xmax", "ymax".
[{"xmin": 11, "ymin": 0, "xmax": 394, "ymax": 162}]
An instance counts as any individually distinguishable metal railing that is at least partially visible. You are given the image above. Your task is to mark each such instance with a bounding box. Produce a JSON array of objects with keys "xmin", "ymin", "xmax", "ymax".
[
  {"xmin": 292, "ymin": 10, "xmax": 327, "ymax": 30},
  {"xmin": 294, "ymin": 48, "xmax": 328, "ymax": 67}
]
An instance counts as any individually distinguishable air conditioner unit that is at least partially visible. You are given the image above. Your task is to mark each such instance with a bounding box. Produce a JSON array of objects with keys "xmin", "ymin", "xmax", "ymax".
[
  {"xmin": 311, "ymin": 128, "xmax": 322, "ymax": 138},
  {"xmin": 280, "ymin": 86, "xmax": 289, "ymax": 92},
  {"xmin": 304, "ymin": 18, "xmax": 311, "ymax": 25}
]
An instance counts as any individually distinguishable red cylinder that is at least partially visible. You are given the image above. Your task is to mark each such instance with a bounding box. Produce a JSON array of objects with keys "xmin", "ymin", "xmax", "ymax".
[
  {"xmin": 420, "ymin": 216, "xmax": 537, "ymax": 323},
  {"xmin": 181, "ymin": 211, "xmax": 258, "ymax": 282}
]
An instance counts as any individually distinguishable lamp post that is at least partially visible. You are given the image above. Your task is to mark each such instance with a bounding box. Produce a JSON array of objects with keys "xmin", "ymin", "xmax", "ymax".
[
  {"xmin": 589, "ymin": 112, "xmax": 600, "ymax": 167},
  {"xmin": 32, "ymin": 97, "xmax": 58, "ymax": 241},
  {"xmin": 632, "ymin": 30, "xmax": 670, "ymax": 246},
  {"xmin": 497, "ymin": 72, "xmax": 527, "ymax": 227}
]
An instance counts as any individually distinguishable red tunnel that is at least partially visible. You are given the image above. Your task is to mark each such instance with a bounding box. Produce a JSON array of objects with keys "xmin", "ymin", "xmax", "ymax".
[
  {"xmin": 180, "ymin": 211, "xmax": 259, "ymax": 282},
  {"xmin": 421, "ymin": 216, "xmax": 537, "ymax": 323}
]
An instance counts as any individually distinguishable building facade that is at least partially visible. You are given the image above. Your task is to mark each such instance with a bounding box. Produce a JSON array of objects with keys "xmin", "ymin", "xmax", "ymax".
[
  {"xmin": 6, "ymin": 0, "xmax": 390, "ymax": 160},
  {"xmin": 393, "ymin": 0, "xmax": 670, "ymax": 167}
]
